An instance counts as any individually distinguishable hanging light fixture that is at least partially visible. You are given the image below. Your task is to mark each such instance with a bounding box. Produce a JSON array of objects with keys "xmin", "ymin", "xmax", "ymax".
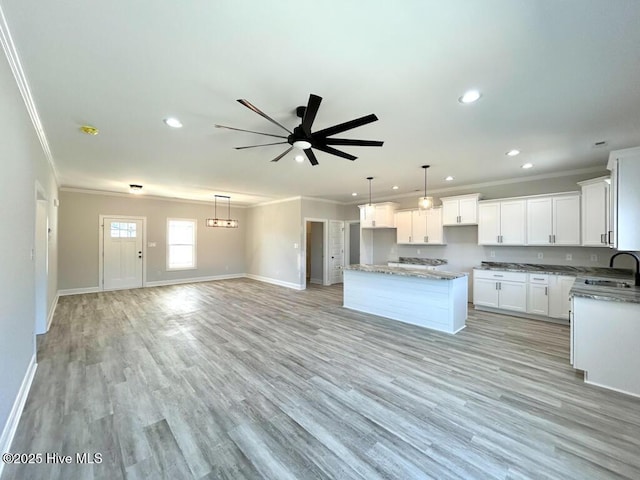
[
  {"xmin": 206, "ymin": 195, "xmax": 239, "ymax": 228},
  {"xmin": 418, "ymin": 165, "xmax": 433, "ymax": 210},
  {"xmin": 365, "ymin": 176, "xmax": 375, "ymax": 218}
]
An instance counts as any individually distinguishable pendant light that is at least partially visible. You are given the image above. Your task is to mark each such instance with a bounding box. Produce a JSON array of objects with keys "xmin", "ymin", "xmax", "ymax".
[
  {"xmin": 418, "ymin": 165, "xmax": 433, "ymax": 210},
  {"xmin": 206, "ymin": 195, "xmax": 239, "ymax": 228},
  {"xmin": 365, "ymin": 176, "xmax": 375, "ymax": 219}
]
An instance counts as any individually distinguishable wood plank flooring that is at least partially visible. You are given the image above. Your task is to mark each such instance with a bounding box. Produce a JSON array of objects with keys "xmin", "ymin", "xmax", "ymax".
[{"xmin": 2, "ymin": 278, "xmax": 640, "ymax": 479}]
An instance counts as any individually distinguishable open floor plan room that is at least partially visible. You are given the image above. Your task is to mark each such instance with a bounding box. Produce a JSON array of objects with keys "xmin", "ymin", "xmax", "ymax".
[{"xmin": 3, "ymin": 279, "xmax": 639, "ymax": 480}]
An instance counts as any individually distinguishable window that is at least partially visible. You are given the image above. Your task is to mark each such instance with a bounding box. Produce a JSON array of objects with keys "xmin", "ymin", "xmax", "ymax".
[
  {"xmin": 167, "ymin": 218, "xmax": 196, "ymax": 270},
  {"xmin": 110, "ymin": 221, "xmax": 137, "ymax": 238}
]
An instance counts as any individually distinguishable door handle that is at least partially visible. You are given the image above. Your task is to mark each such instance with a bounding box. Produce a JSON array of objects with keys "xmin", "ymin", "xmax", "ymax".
[{"xmin": 138, "ymin": 251, "xmax": 143, "ymax": 259}]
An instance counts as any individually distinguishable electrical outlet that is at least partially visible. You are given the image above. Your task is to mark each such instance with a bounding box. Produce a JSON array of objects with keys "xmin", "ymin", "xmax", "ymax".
[
  {"xmin": 417, "ymin": 249, "xmax": 421, "ymax": 254},
  {"xmin": 566, "ymin": 253, "xmax": 572, "ymax": 261},
  {"xmin": 537, "ymin": 252, "xmax": 543, "ymax": 259},
  {"xmin": 490, "ymin": 250, "xmax": 495, "ymax": 258},
  {"xmin": 590, "ymin": 254, "xmax": 598, "ymax": 262}
]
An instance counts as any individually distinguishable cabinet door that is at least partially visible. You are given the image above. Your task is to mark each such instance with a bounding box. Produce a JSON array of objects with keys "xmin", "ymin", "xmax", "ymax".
[
  {"xmin": 500, "ymin": 200, "xmax": 527, "ymax": 245},
  {"xmin": 582, "ymin": 182, "xmax": 608, "ymax": 246},
  {"xmin": 527, "ymin": 197, "xmax": 553, "ymax": 245},
  {"xmin": 359, "ymin": 206, "xmax": 374, "ymax": 228},
  {"xmin": 548, "ymin": 275, "xmax": 575, "ymax": 320},
  {"xmin": 425, "ymin": 208, "xmax": 443, "ymax": 244},
  {"xmin": 527, "ymin": 283, "xmax": 549, "ymax": 316},
  {"xmin": 553, "ymin": 195, "xmax": 580, "ymax": 245},
  {"xmin": 459, "ymin": 197, "xmax": 478, "ymax": 224},
  {"xmin": 411, "ymin": 210, "xmax": 428, "ymax": 243},
  {"xmin": 478, "ymin": 202, "xmax": 501, "ymax": 245},
  {"xmin": 498, "ymin": 281, "xmax": 527, "ymax": 312},
  {"xmin": 473, "ymin": 278, "xmax": 500, "ymax": 307},
  {"xmin": 395, "ymin": 211, "xmax": 413, "ymax": 244},
  {"xmin": 374, "ymin": 204, "xmax": 395, "ymax": 228},
  {"xmin": 441, "ymin": 200, "xmax": 460, "ymax": 225}
]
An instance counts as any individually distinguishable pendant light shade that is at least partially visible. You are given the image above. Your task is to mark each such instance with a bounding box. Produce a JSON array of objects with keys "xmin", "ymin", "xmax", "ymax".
[
  {"xmin": 206, "ymin": 195, "xmax": 239, "ymax": 228},
  {"xmin": 418, "ymin": 165, "xmax": 433, "ymax": 210}
]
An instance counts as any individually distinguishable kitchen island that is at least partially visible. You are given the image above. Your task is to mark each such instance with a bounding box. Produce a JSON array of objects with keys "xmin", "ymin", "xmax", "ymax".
[{"xmin": 343, "ymin": 264, "xmax": 468, "ymax": 334}]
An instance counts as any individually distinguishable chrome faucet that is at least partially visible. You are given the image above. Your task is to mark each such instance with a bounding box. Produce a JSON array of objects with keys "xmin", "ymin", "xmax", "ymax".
[{"xmin": 609, "ymin": 251, "xmax": 640, "ymax": 286}]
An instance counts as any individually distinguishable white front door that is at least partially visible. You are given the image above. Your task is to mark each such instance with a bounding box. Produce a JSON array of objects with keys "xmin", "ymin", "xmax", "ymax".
[
  {"xmin": 329, "ymin": 220, "xmax": 344, "ymax": 284},
  {"xmin": 103, "ymin": 217, "xmax": 143, "ymax": 290}
]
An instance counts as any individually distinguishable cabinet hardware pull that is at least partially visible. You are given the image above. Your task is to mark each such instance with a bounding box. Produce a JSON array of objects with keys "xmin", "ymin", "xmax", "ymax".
[
  {"xmin": 553, "ymin": 234, "xmax": 556, "ymax": 243},
  {"xmin": 534, "ymin": 277, "xmax": 544, "ymax": 280},
  {"xmin": 495, "ymin": 282, "xmax": 499, "ymax": 290},
  {"xmin": 425, "ymin": 236, "xmax": 428, "ymax": 243},
  {"xmin": 545, "ymin": 287, "xmax": 548, "ymax": 296},
  {"xmin": 498, "ymin": 282, "xmax": 501, "ymax": 290},
  {"xmin": 409, "ymin": 236, "xmax": 412, "ymax": 242},
  {"xmin": 494, "ymin": 274, "xmax": 503, "ymax": 277},
  {"xmin": 548, "ymin": 234, "xmax": 552, "ymax": 243},
  {"xmin": 608, "ymin": 230, "xmax": 612, "ymax": 244}
]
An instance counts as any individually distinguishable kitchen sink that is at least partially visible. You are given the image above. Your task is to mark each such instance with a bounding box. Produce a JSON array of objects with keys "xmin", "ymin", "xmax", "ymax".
[{"xmin": 584, "ymin": 279, "xmax": 631, "ymax": 288}]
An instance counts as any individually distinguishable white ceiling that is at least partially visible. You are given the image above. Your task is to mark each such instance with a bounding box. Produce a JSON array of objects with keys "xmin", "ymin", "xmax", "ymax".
[{"xmin": 3, "ymin": 0, "xmax": 640, "ymax": 205}]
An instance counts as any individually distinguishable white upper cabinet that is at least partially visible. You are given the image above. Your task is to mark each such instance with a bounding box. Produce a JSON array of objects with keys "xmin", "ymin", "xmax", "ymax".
[
  {"xmin": 359, "ymin": 202, "xmax": 398, "ymax": 228},
  {"xmin": 394, "ymin": 208, "xmax": 444, "ymax": 244},
  {"xmin": 607, "ymin": 146, "xmax": 640, "ymax": 250},
  {"xmin": 478, "ymin": 199, "xmax": 526, "ymax": 245},
  {"xmin": 441, "ymin": 194, "xmax": 481, "ymax": 225},
  {"xmin": 526, "ymin": 194, "xmax": 580, "ymax": 245},
  {"xmin": 578, "ymin": 177, "xmax": 610, "ymax": 247}
]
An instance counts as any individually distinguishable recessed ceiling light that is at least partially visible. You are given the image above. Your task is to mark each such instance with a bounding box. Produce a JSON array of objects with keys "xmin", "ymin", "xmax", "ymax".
[
  {"xmin": 129, "ymin": 184, "xmax": 143, "ymax": 194},
  {"xmin": 522, "ymin": 163, "xmax": 533, "ymax": 169},
  {"xmin": 445, "ymin": 176, "xmax": 454, "ymax": 181},
  {"xmin": 163, "ymin": 117, "xmax": 183, "ymax": 128},
  {"xmin": 458, "ymin": 90, "xmax": 481, "ymax": 104},
  {"xmin": 506, "ymin": 149, "xmax": 520, "ymax": 157},
  {"xmin": 80, "ymin": 125, "xmax": 99, "ymax": 135},
  {"xmin": 294, "ymin": 154, "xmax": 304, "ymax": 163},
  {"xmin": 392, "ymin": 185, "xmax": 399, "ymax": 190},
  {"xmin": 351, "ymin": 192, "xmax": 358, "ymax": 196}
]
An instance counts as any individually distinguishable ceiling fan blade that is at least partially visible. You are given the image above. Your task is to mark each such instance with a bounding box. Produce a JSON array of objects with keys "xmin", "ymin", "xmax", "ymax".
[
  {"xmin": 301, "ymin": 94, "xmax": 322, "ymax": 135},
  {"xmin": 304, "ymin": 148, "xmax": 319, "ymax": 166},
  {"xmin": 271, "ymin": 147, "xmax": 293, "ymax": 162},
  {"xmin": 235, "ymin": 141, "xmax": 289, "ymax": 150},
  {"xmin": 312, "ymin": 144, "xmax": 357, "ymax": 161},
  {"xmin": 237, "ymin": 99, "xmax": 293, "ymax": 134},
  {"xmin": 323, "ymin": 138, "xmax": 384, "ymax": 147},
  {"xmin": 215, "ymin": 124, "xmax": 288, "ymax": 139},
  {"xmin": 312, "ymin": 114, "xmax": 379, "ymax": 138}
]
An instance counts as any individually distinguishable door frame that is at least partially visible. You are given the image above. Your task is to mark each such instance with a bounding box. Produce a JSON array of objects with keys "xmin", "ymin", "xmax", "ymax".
[
  {"xmin": 302, "ymin": 218, "xmax": 328, "ymax": 289},
  {"xmin": 98, "ymin": 214, "xmax": 147, "ymax": 290},
  {"xmin": 343, "ymin": 220, "xmax": 360, "ymax": 266},
  {"xmin": 34, "ymin": 181, "xmax": 48, "ymax": 334}
]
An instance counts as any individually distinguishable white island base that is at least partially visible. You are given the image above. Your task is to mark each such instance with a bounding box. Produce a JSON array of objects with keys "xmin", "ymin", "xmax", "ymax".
[{"xmin": 343, "ymin": 267, "xmax": 468, "ymax": 334}]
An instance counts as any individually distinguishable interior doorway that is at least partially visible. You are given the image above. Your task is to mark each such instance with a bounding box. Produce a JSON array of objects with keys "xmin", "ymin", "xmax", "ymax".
[
  {"xmin": 34, "ymin": 185, "xmax": 48, "ymax": 335},
  {"xmin": 306, "ymin": 221, "xmax": 324, "ymax": 285}
]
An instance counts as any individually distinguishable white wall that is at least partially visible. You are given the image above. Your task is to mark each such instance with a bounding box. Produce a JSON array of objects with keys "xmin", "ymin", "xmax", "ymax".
[
  {"xmin": 0, "ymin": 29, "xmax": 58, "ymax": 452},
  {"xmin": 246, "ymin": 198, "xmax": 302, "ymax": 287},
  {"xmin": 58, "ymin": 190, "xmax": 246, "ymax": 290}
]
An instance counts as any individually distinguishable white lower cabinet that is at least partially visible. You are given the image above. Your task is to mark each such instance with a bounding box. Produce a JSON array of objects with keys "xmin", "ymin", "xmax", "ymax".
[
  {"xmin": 473, "ymin": 270, "xmax": 527, "ymax": 312},
  {"xmin": 527, "ymin": 274, "xmax": 549, "ymax": 316},
  {"xmin": 474, "ymin": 270, "xmax": 574, "ymax": 321}
]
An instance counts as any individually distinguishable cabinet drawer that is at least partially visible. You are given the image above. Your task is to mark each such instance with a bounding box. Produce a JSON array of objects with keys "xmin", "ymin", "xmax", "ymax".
[
  {"xmin": 473, "ymin": 269, "xmax": 527, "ymax": 283},
  {"xmin": 528, "ymin": 274, "xmax": 549, "ymax": 284}
]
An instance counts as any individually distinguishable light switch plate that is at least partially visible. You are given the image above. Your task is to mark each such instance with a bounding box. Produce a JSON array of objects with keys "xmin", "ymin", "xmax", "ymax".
[
  {"xmin": 490, "ymin": 250, "xmax": 495, "ymax": 258},
  {"xmin": 537, "ymin": 252, "xmax": 543, "ymax": 259},
  {"xmin": 566, "ymin": 253, "xmax": 572, "ymax": 261},
  {"xmin": 590, "ymin": 254, "xmax": 598, "ymax": 261}
]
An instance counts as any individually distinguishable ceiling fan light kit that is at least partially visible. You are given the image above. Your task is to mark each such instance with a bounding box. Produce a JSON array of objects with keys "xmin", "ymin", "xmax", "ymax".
[
  {"xmin": 418, "ymin": 165, "xmax": 433, "ymax": 210},
  {"xmin": 206, "ymin": 195, "xmax": 238, "ymax": 228},
  {"xmin": 217, "ymin": 94, "xmax": 384, "ymax": 166}
]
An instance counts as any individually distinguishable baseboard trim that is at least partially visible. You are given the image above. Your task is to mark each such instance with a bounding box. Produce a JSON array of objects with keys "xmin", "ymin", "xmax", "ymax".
[
  {"xmin": 46, "ymin": 294, "xmax": 59, "ymax": 331},
  {"xmin": 58, "ymin": 286, "xmax": 101, "ymax": 296},
  {"xmin": 245, "ymin": 274, "xmax": 304, "ymax": 290},
  {"xmin": 0, "ymin": 354, "xmax": 37, "ymax": 471},
  {"xmin": 473, "ymin": 305, "xmax": 570, "ymax": 325},
  {"xmin": 146, "ymin": 274, "xmax": 245, "ymax": 287}
]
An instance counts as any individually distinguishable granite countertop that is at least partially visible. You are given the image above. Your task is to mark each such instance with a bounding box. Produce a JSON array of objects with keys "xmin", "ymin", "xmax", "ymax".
[
  {"xmin": 344, "ymin": 264, "xmax": 466, "ymax": 280},
  {"xmin": 392, "ymin": 257, "xmax": 448, "ymax": 266},
  {"xmin": 475, "ymin": 261, "xmax": 633, "ymax": 279},
  {"xmin": 570, "ymin": 276, "xmax": 640, "ymax": 304}
]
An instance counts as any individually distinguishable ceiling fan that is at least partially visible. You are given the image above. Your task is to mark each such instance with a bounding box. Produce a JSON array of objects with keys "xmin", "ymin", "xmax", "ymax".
[{"xmin": 215, "ymin": 94, "xmax": 383, "ymax": 166}]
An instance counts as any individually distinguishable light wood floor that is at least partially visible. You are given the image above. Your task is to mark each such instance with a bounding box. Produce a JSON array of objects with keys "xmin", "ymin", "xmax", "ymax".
[{"xmin": 3, "ymin": 279, "xmax": 640, "ymax": 480}]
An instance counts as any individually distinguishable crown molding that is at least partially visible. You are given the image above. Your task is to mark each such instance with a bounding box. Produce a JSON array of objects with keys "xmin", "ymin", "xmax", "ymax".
[
  {"xmin": 0, "ymin": 6, "xmax": 59, "ymax": 186},
  {"xmin": 345, "ymin": 165, "xmax": 607, "ymax": 205},
  {"xmin": 250, "ymin": 196, "xmax": 303, "ymax": 208},
  {"xmin": 60, "ymin": 187, "xmax": 251, "ymax": 208},
  {"xmin": 301, "ymin": 196, "xmax": 345, "ymax": 205}
]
